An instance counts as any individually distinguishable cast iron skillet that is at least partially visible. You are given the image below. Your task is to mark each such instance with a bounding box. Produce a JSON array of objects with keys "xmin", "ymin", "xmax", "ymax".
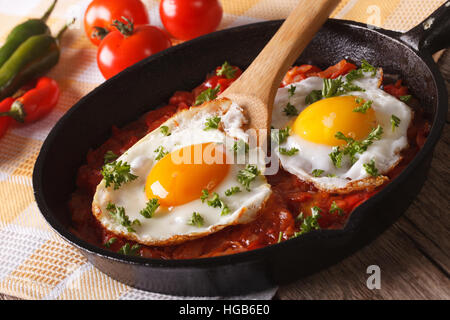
[{"xmin": 33, "ymin": 4, "xmax": 449, "ymax": 296}]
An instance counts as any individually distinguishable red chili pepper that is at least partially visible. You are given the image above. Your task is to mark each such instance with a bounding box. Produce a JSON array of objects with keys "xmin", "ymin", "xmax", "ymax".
[
  {"xmin": 0, "ymin": 77, "xmax": 59, "ymax": 123},
  {"xmin": 0, "ymin": 97, "xmax": 14, "ymax": 138}
]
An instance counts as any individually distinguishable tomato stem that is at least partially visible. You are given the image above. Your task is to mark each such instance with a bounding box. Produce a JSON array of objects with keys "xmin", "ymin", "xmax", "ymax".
[
  {"xmin": 92, "ymin": 26, "xmax": 109, "ymax": 40},
  {"xmin": 112, "ymin": 17, "xmax": 134, "ymax": 38}
]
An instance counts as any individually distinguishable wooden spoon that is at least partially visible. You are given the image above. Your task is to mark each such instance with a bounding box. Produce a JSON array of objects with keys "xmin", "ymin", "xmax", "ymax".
[{"xmin": 220, "ymin": 0, "xmax": 340, "ymax": 141}]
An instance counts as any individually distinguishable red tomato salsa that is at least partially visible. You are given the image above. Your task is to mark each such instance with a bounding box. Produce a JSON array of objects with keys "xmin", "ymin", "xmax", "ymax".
[{"xmin": 69, "ymin": 60, "xmax": 430, "ymax": 259}]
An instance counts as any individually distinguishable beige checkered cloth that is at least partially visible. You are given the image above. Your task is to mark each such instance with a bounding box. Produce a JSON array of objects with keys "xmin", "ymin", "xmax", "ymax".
[{"xmin": 0, "ymin": 0, "xmax": 446, "ymax": 300}]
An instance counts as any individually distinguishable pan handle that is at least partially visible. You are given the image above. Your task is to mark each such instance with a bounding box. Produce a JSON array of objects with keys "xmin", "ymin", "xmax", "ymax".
[{"xmin": 399, "ymin": 2, "xmax": 450, "ymax": 54}]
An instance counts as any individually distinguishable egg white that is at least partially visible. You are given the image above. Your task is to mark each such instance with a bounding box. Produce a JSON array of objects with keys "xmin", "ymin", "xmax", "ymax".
[
  {"xmin": 272, "ymin": 71, "xmax": 413, "ymax": 193},
  {"xmin": 92, "ymin": 98, "xmax": 272, "ymax": 246}
]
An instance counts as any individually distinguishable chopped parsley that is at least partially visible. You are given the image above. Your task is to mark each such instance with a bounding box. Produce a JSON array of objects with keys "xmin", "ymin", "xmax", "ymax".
[
  {"xmin": 207, "ymin": 192, "xmax": 230, "ymax": 215},
  {"xmin": 225, "ymin": 186, "xmax": 241, "ymax": 196},
  {"xmin": 237, "ymin": 164, "xmax": 260, "ymax": 191},
  {"xmin": 363, "ymin": 159, "xmax": 379, "ymax": 177},
  {"xmin": 106, "ymin": 202, "xmax": 140, "ymax": 233},
  {"xmin": 292, "ymin": 208, "xmax": 322, "ymax": 238},
  {"xmin": 279, "ymin": 147, "xmax": 299, "ymax": 156},
  {"xmin": 104, "ymin": 150, "xmax": 118, "ymax": 164},
  {"xmin": 288, "ymin": 85, "xmax": 296, "ymax": 97},
  {"xmin": 188, "ymin": 212, "xmax": 205, "ymax": 227},
  {"xmin": 118, "ymin": 243, "xmax": 141, "ymax": 256},
  {"xmin": 160, "ymin": 125, "xmax": 171, "ymax": 136},
  {"xmin": 200, "ymin": 189, "xmax": 209, "ymax": 203},
  {"xmin": 154, "ymin": 146, "xmax": 169, "ymax": 160},
  {"xmin": 361, "ymin": 59, "xmax": 377, "ymax": 76},
  {"xmin": 283, "ymin": 102, "xmax": 298, "ymax": 116},
  {"xmin": 271, "ymin": 127, "xmax": 290, "ymax": 145},
  {"xmin": 390, "ymin": 114, "xmax": 401, "ymax": 131},
  {"xmin": 305, "ymin": 89, "xmax": 322, "ymax": 105},
  {"xmin": 399, "ymin": 95, "xmax": 412, "ymax": 102},
  {"xmin": 345, "ymin": 69, "xmax": 365, "ymax": 82},
  {"xmin": 278, "ymin": 231, "xmax": 284, "ymax": 243},
  {"xmin": 139, "ymin": 198, "xmax": 159, "ymax": 218},
  {"xmin": 216, "ymin": 61, "xmax": 236, "ymax": 79},
  {"xmin": 312, "ymin": 169, "xmax": 324, "ymax": 177},
  {"xmin": 305, "ymin": 76, "xmax": 364, "ymax": 105},
  {"xmin": 101, "ymin": 160, "xmax": 138, "ymax": 190},
  {"xmin": 104, "ymin": 237, "xmax": 117, "ymax": 248},
  {"xmin": 195, "ymin": 85, "xmax": 221, "ymax": 106},
  {"xmin": 329, "ymin": 125, "xmax": 384, "ymax": 167},
  {"xmin": 353, "ymin": 99, "xmax": 373, "ymax": 113},
  {"xmin": 329, "ymin": 201, "xmax": 344, "ymax": 216},
  {"xmin": 203, "ymin": 116, "xmax": 221, "ymax": 130},
  {"xmin": 232, "ymin": 139, "xmax": 249, "ymax": 154}
]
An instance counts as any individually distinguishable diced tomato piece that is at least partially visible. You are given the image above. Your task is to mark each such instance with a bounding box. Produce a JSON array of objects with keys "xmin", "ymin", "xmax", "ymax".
[
  {"xmin": 282, "ymin": 64, "xmax": 322, "ymax": 86},
  {"xmin": 384, "ymin": 80, "xmax": 409, "ymax": 98},
  {"xmin": 318, "ymin": 59, "xmax": 357, "ymax": 79},
  {"xmin": 169, "ymin": 91, "xmax": 194, "ymax": 107}
]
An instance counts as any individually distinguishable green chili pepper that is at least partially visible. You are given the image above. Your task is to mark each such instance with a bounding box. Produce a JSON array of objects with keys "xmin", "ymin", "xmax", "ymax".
[
  {"xmin": 0, "ymin": 0, "xmax": 57, "ymax": 68},
  {"xmin": 0, "ymin": 18, "xmax": 74, "ymax": 100}
]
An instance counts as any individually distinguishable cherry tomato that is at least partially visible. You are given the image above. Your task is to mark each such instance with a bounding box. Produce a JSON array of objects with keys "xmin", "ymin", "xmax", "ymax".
[
  {"xmin": 84, "ymin": 0, "xmax": 149, "ymax": 46},
  {"xmin": 159, "ymin": 0, "xmax": 223, "ymax": 41},
  {"xmin": 97, "ymin": 19, "xmax": 172, "ymax": 79}
]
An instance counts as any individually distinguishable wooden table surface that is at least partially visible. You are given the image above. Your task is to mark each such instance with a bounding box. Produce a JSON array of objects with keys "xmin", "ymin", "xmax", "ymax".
[{"xmin": 1, "ymin": 52, "xmax": 449, "ymax": 301}]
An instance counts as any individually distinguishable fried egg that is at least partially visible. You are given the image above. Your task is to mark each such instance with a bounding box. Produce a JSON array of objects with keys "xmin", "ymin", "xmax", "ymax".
[
  {"xmin": 271, "ymin": 70, "xmax": 413, "ymax": 193},
  {"xmin": 92, "ymin": 98, "xmax": 271, "ymax": 246}
]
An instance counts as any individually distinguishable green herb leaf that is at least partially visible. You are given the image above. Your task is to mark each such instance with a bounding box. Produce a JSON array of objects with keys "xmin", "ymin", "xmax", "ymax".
[
  {"xmin": 353, "ymin": 99, "xmax": 373, "ymax": 113},
  {"xmin": 330, "ymin": 125, "xmax": 384, "ymax": 167},
  {"xmin": 140, "ymin": 198, "xmax": 159, "ymax": 218},
  {"xmin": 200, "ymin": 189, "xmax": 209, "ymax": 203},
  {"xmin": 104, "ymin": 237, "xmax": 117, "ymax": 248},
  {"xmin": 322, "ymin": 77, "xmax": 344, "ymax": 98},
  {"xmin": 330, "ymin": 201, "xmax": 344, "ymax": 216},
  {"xmin": 329, "ymin": 146, "xmax": 344, "ymax": 168},
  {"xmin": 288, "ymin": 85, "xmax": 296, "ymax": 97},
  {"xmin": 160, "ymin": 125, "xmax": 171, "ymax": 136},
  {"xmin": 104, "ymin": 151, "xmax": 118, "ymax": 164},
  {"xmin": 399, "ymin": 95, "xmax": 412, "ymax": 102},
  {"xmin": 283, "ymin": 102, "xmax": 298, "ymax": 116},
  {"xmin": 204, "ymin": 116, "xmax": 221, "ymax": 130},
  {"xmin": 278, "ymin": 231, "xmax": 284, "ymax": 243},
  {"xmin": 345, "ymin": 69, "xmax": 364, "ymax": 82},
  {"xmin": 188, "ymin": 212, "xmax": 205, "ymax": 227},
  {"xmin": 118, "ymin": 243, "xmax": 141, "ymax": 256},
  {"xmin": 361, "ymin": 59, "xmax": 377, "ymax": 76},
  {"xmin": 206, "ymin": 192, "xmax": 230, "ymax": 216},
  {"xmin": 312, "ymin": 169, "xmax": 324, "ymax": 177},
  {"xmin": 271, "ymin": 127, "xmax": 290, "ymax": 145},
  {"xmin": 101, "ymin": 160, "xmax": 138, "ymax": 190},
  {"xmin": 225, "ymin": 186, "xmax": 241, "ymax": 196},
  {"xmin": 195, "ymin": 85, "xmax": 221, "ymax": 106},
  {"xmin": 154, "ymin": 146, "xmax": 169, "ymax": 161},
  {"xmin": 363, "ymin": 159, "xmax": 379, "ymax": 177},
  {"xmin": 237, "ymin": 164, "xmax": 260, "ymax": 191},
  {"xmin": 292, "ymin": 207, "xmax": 322, "ymax": 238},
  {"xmin": 390, "ymin": 114, "xmax": 401, "ymax": 131},
  {"xmin": 279, "ymin": 147, "xmax": 299, "ymax": 156},
  {"xmin": 106, "ymin": 202, "xmax": 140, "ymax": 233},
  {"xmin": 232, "ymin": 139, "xmax": 249, "ymax": 154},
  {"xmin": 216, "ymin": 61, "xmax": 236, "ymax": 79},
  {"xmin": 305, "ymin": 89, "xmax": 323, "ymax": 105}
]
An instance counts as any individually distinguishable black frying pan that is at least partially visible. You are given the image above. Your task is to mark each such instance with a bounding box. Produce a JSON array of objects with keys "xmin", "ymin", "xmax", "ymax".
[{"xmin": 33, "ymin": 3, "xmax": 449, "ymax": 296}]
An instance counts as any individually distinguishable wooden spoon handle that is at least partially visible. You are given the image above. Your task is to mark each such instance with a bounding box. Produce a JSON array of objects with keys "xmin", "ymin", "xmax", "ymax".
[{"xmin": 222, "ymin": 0, "xmax": 339, "ymax": 107}]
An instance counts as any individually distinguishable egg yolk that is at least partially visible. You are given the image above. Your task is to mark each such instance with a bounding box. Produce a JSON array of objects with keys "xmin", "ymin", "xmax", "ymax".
[
  {"xmin": 293, "ymin": 95, "xmax": 377, "ymax": 146},
  {"xmin": 145, "ymin": 143, "xmax": 230, "ymax": 207}
]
